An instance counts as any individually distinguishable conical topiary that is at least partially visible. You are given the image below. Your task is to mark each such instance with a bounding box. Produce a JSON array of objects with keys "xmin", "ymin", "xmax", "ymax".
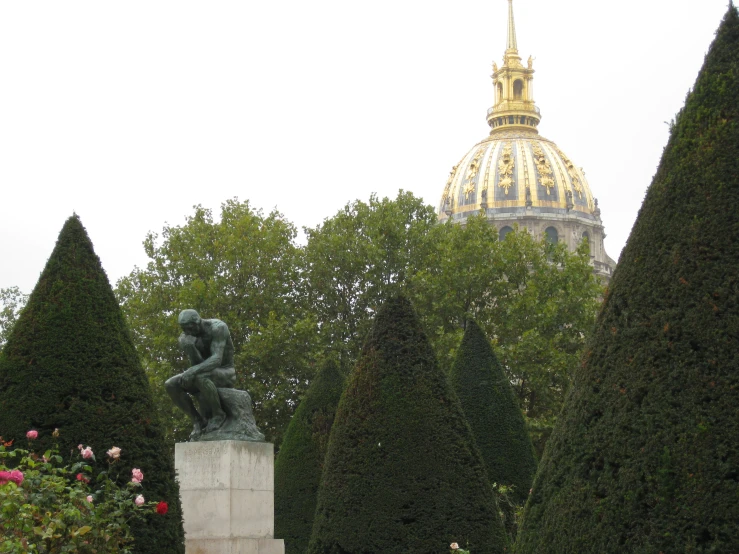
[
  {"xmin": 516, "ymin": 7, "xmax": 739, "ymax": 553},
  {"xmin": 308, "ymin": 295, "xmax": 508, "ymax": 554},
  {"xmin": 449, "ymin": 321, "xmax": 536, "ymax": 511},
  {"xmin": 275, "ymin": 358, "xmax": 345, "ymax": 554},
  {"xmin": 0, "ymin": 215, "xmax": 185, "ymax": 553}
]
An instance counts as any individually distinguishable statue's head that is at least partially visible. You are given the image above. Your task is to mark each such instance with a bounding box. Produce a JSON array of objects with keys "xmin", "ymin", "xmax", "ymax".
[{"xmin": 178, "ymin": 309, "xmax": 202, "ymax": 336}]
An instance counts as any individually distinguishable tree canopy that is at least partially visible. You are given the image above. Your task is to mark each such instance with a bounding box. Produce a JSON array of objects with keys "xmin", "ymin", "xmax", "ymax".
[
  {"xmin": 308, "ymin": 296, "xmax": 507, "ymax": 553},
  {"xmin": 517, "ymin": 7, "xmax": 739, "ymax": 553},
  {"xmin": 0, "ymin": 215, "xmax": 185, "ymax": 553},
  {"xmin": 410, "ymin": 214, "xmax": 602, "ymax": 451},
  {"xmin": 115, "ymin": 199, "xmax": 317, "ymax": 445},
  {"xmin": 110, "ymin": 190, "xmax": 602, "ymax": 451},
  {"xmin": 0, "ymin": 286, "xmax": 27, "ymax": 350}
]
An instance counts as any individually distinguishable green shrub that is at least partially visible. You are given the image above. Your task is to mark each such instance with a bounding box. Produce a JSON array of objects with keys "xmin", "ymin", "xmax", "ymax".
[
  {"xmin": 516, "ymin": 6, "xmax": 739, "ymax": 553},
  {"xmin": 275, "ymin": 359, "xmax": 345, "ymax": 554},
  {"xmin": 450, "ymin": 320, "xmax": 536, "ymax": 536},
  {"xmin": 0, "ymin": 216, "xmax": 184, "ymax": 553},
  {"xmin": 308, "ymin": 296, "xmax": 508, "ymax": 553}
]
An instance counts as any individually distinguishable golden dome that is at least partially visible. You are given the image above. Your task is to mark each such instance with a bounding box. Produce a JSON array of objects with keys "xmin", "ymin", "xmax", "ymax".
[
  {"xmin": 437, "ymin": 0, "xmax": 615, "ymax": 280},
  {"xmin": 438, "ymin": 129, "xmax": 597, "ymax": 221},
  {"xmin": 438, "ymin": 0, "xmax": 597, "ymax": 225}
]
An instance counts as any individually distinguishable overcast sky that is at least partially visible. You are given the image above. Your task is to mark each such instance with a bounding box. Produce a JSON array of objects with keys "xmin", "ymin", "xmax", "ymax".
[{"xmin": 0, "ymin": 0, "xmax": 731, "ymax": 293}]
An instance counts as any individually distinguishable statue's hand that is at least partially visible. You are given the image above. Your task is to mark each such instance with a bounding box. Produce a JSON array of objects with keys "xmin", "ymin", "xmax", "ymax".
[{"xmin": 182, "ymin": 370, "xmax": 197, "ymax": 390}]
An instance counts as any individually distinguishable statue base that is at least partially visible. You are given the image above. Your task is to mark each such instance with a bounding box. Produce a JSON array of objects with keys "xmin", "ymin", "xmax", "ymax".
[{"xmin": 175, "ymin": 441, "xmax": 284, "ymax": 554}]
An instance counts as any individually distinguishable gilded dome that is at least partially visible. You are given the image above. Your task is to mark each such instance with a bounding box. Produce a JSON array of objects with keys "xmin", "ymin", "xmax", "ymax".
[
  {"xmin": 437, "ymin": 0, "xmax": 615, "ymax": 280},
  {"xmin": 438, "ymin": 129, "xmax": 597, "ymax": 222}
]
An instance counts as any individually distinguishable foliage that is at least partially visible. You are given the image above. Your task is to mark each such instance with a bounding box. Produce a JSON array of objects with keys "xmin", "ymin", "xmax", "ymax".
[
  {"xmin": 411, "ymin": 215, "xmax": 603, "ymax": 452},
  {"xmin": 0, "ymin": 215, "xmax": 184, "ymax": 553},
  {"xmin": 308, "ymin": 296, "xmax": 508, "ymax": 554},
  {"xmin": 449, "ymin": 320, "xmax": 537, "ymax": 539},
  {"xmin": 0, "ymin": 438, "xmax": 166, "ymax": 554},
  {"xmin": 0, "ymin": 286, "xmax": 27, "ymax": 350},
  {"xmin": 303, "ymin": 190, "xmax": 437, "ymax": 363},
  {"xmin": 115, "ymin": 199, "xmax": 317, "ymax": 445},
  {"xmin": 116, "ymin": 191, "xmax": 601, "ymax": 453},
  {"xmin": 516, "ymin": 7, "xmax": 739, "ymax": 553},
  {"xmin": 274, "ymin": 358, "xmax": 345, "ymax": 554}
]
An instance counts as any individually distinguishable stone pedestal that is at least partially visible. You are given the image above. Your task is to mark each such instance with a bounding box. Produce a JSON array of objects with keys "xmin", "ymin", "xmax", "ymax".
[{"xmin": 176, "ymin": 441, "xmax": 285, "ymax": 554}]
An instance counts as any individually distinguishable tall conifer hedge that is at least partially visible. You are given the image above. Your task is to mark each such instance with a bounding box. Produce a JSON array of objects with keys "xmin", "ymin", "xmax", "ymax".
[
  {"xmin": 275, "ymin": 359, "xmax": 345, "ymax": 554},
  {"xmin": 0, "ymin": 215, "xmax": 184, "ymax": 553},
  {"xmin": 450, "ymin": 321, "xmax": 536, "ymax": 507},
  {"xmin": 516, "ymin": 7, "xmax": 739, "ymax": 553},
  {"xmin": 308, "ymin": 295, "xmax": 507, "ymax": 554}
]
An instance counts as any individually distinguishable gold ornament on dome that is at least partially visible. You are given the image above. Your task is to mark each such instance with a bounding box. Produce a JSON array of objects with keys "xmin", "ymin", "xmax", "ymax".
[
  {"xmin": 498, "ymin": 142, "xmax": 515, "ymax": 195},
  {"xmin": 442, "ymin": 164, "xmax": 458, "ymax": 206},
  {"xmin": 556, "ymin": 148, "xmax": 584, "ymax": 198},
  {"xmin": 464, "ymin": 148, "xmax": 485, "ymax": 200},
  {"xmin": 532, "ymin": 143, "xmax": 555, "ymax": 194}
]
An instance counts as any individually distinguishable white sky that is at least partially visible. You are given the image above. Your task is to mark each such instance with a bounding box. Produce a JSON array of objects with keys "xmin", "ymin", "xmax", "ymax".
[{"xmin": 0, "ymin": 0, "xmax": 731, "ymax": 293}]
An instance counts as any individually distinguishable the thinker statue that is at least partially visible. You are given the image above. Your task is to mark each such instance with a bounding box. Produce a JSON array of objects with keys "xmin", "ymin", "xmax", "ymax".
[{"xmin": 166, "ymin": 309, "xmax": 264, "ymax": 442}]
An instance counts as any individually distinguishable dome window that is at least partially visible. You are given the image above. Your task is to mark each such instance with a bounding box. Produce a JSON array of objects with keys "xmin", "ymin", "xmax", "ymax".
[
  {"xmin": 545, "ymin": 226, "xmax": 559, "ymax": 244},
  {"xmin": 513, "ymin": 79, "xmax": 524, "ymax": 100},
  {"xmin": 499, "ymin": 226, "xmax": 513, "ymax": 241},
  {"xmin": 497, "ymin": 82, "xmax": 503, "ymax": 103},
  {"xmin": 582, "ymin": 231, "xmax": 592, "ymax": 254}
]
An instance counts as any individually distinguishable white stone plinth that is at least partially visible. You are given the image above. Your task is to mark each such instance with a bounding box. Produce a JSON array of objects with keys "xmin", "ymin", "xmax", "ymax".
[{"xmin": 176, "ymin": 441, "xmax": 284, "ymax": 554}]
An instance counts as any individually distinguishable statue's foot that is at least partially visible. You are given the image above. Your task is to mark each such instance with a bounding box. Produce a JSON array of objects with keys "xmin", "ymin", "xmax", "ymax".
[
  {"xmin": 190, "ymin": 421, "xmax": 204, "ymax": 442},
  {"xmin": 204, "ymin": 414, "xmax": 226, "ymax": 434}
]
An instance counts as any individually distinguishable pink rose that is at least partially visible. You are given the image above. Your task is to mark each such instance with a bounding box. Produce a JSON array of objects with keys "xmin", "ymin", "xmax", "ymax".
[
  {"xmin": 81, "ymin": 447, "xmax": 94, "ymax": 460},
  {"xmin": 26, "ymin": 430, "xmax": 38, "ymax": 440},
  {"xmin": 450, "ymin": 543, "xmax": 460, "ymax": 551},
  {"xmin": 131, "ymin": 468, "xmax": 144, "ymax": 484},
  {"xmin": 106, "ymin": 446, "xmax": 122, "ymax": 460},
  {"xmin": 134, "ymin": 494, "xmax": 145, "ymax": 506},
  {"xmin": 9, "ymin": 470, "xmax": 24, "ymax": 485},
  {"xmin": 86, "ymin": 495, "xmax": 94, "ymax": 503},
  {"xmin": 0, "ymin": 471, "xmax": 10, "ymax": 485},
  {"xmin": 77, "ymin": 444, "xmax": 84, "ymax": 451}
]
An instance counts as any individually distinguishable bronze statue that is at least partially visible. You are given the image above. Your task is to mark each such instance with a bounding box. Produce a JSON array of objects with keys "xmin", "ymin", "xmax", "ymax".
[{"xmin": 166, "ymin": 309, "xmax": 264, "ymax": 442}]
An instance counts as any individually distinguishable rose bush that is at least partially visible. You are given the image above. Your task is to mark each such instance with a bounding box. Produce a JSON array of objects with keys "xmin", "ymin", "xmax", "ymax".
[{"xmin": 0, "ymin": 432, "xmax": 168, "ymax": 553}]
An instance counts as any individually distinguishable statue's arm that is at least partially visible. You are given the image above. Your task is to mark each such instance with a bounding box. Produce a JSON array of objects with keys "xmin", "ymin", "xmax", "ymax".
[{"xmin": 185, "ymin": 325, "xmax": 228, "ymax": 376}]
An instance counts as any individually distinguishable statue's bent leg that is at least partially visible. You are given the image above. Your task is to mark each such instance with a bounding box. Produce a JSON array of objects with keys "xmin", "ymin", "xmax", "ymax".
[
  {"xmin": 165, "ymin": 374, "xmax": 206, "ymax": 432},
  {"xmin": 195, "ymin": 375, "xmax": 226, "ymax": 432}
]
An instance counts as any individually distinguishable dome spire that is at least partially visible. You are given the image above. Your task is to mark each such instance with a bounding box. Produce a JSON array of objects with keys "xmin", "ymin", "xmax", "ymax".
[
  {"xmin": 487, "ymin": 0, "xmax": 541, "ymax": 134},
  {"xmin": 507, "ymin": 0, "xmax": 518, "ymax": 53}
]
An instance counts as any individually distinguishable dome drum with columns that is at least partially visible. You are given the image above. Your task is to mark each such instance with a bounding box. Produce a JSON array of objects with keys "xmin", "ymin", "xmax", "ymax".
[{"xmin": 438, "ymin": 0, "xmax": 615, "ymax": 279}]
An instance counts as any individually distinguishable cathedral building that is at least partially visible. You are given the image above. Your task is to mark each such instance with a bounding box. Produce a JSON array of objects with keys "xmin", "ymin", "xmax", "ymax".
[{"xmin": 438, "ymin": 0, "xmax": 616, "ymax": 279}]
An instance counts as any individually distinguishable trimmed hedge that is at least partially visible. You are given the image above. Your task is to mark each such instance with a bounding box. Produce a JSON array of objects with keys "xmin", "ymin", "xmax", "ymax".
[
  {"xmin": 308, "ymin": 295, "xmax": 507, "ymax": 554},
  {"xmin": 0, "ymin": 216, "xmax": 185, "ymax": 553},
  {"xmin": 450, "ymin": 320, "xmax": 537, "ymax": 507},
  {"xmin": 274, "ymin": 359, "xmax": 345, "ymax": 554},
  {"xmin": 516, "ymin": 7, "xmax": 739, "ymax": 553}
]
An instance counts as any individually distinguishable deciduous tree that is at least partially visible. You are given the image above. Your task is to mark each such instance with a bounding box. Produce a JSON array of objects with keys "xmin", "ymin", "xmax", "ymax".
[
  {"xmin": 115, "ymin": 199, "xmax": 316, "ymax": 445},
  {"xmin": 0, "ymin": 286, "xmax": 27, "ymax": 349}
]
